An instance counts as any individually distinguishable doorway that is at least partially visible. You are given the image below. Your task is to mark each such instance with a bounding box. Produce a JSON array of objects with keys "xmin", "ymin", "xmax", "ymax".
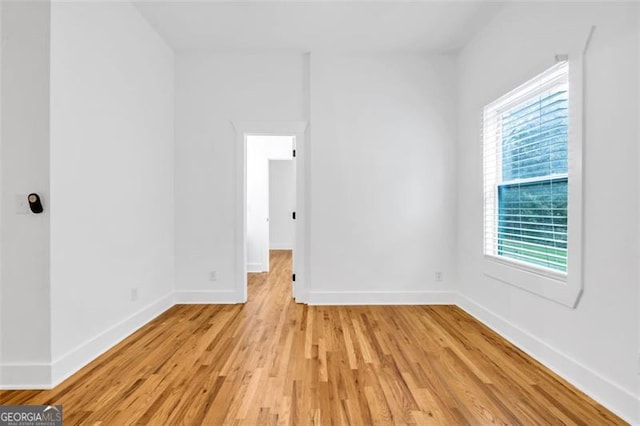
[
  {"xmin": 233, "ymin": 121, "xmax": 308, "ymax": 304},
  {"xmin": 269, "ymin": 158, "xmax": 296, "ymax": 255},
  {"xmin": 246, "ymin": 135, "xmax": 294, "ymax": 276}
]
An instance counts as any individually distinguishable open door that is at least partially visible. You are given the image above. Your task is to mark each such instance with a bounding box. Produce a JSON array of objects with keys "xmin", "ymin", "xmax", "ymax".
[
  {"xmin": 291, "ymin": 137, "xmax": 297, "ymax": 300},
  {"xmin": 269, "ymin": 155, "xmax": 296, "ymax": 299}
]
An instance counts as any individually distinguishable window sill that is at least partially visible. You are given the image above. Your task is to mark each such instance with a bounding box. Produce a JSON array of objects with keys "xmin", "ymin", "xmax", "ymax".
[{"xmin": 483, "ymin": 255, "xmax": 582, "ymax": 308}]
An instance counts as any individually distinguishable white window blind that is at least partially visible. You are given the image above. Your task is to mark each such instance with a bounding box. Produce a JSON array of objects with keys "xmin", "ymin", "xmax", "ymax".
[{"xmin": 483, "ymin": 62, "xmax": 569, "ymax": 274}]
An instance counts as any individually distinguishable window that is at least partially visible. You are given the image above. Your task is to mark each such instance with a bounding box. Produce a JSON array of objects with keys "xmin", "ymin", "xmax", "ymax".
[{"xmin": 483, "ymin": 62, "xmax": 569, "ymax": 276}]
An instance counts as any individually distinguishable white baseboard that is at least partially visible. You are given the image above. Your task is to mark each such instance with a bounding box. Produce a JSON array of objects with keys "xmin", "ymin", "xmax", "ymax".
[
  {"xmin": 0, "ymin": 364, "xmax": 51, "ymax": 389},
  {"xmin": 0, "ymin": 292, "xmax": 175, "ymax": 390},
  {"xmin": 308, "ymin": 290, "xmax": 456, "ymax": 305},
  {"xmin": 1, "ymin": 290, "xmax": 238, "ymax": 389},
  {"xmin": 3, "ymin": 286, "xmax": 636, "ymax": 425},
  {"xmin": 456, "ymin": 293, "xmax": 639, "ymax": 425},
  {"xmin": 247, "ymin": 263, "xmax": 266, "ymax": 273},
  {"xmin": 50, "ymin": 292, "xmax": 175, "ymax": 387},
  {"xmin": 174, "ymin": 290, "xmax": 242, "ymax": 304}
]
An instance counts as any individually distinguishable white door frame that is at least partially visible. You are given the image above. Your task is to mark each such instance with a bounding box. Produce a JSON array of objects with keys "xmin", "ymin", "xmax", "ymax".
[{"xmin": 232, "ymin": 121, "xmax": 309, "ymax": 303}]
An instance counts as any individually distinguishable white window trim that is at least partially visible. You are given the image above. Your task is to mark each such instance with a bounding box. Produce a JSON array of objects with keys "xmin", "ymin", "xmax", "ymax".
[{"xmin": 482, "ymin": 55, "xmax": 584, "ymax": 308}]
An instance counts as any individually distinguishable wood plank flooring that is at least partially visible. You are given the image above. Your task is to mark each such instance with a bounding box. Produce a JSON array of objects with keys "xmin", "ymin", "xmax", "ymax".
[{"xmin": 0, "ymin": 250, "xmax": 625, "ymax": 425}]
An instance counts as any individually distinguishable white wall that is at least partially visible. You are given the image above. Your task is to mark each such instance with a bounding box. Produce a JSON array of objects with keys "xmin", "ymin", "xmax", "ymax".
[
  {"xmin": 175, "ymin": 53, "xmax": 457, "ymax": 303},
  {"xmin": 49, "ymin": 2, "xmax": 175, "ymax": 383},
  {"xmin": 269, "ymin": 160, "xmax": 295, "ymax": 250},
  {"xmin": 637, "ymin": 5, "xmax": 640, "ymax": 421},
  {"xmin": 0, "ymin": 1, "xmax": 52, "ymax": 386},
  {"xmin": 175, "ymin": 54, "xmax": 305, "ymax": 296},
  {"xmin": 246, "ymin": 136, "xmax": 293, "ymax": 271},
  {"xmin": 308, "ymin": 54, "xmax": 457, "ymax": 303},
  {"xmin": 0, "ymin": 0, "xmax": 3, "ymax": 385},
  {"xmin": 456, "ymin": 2, "xmax": 639, "ymax": 422}
]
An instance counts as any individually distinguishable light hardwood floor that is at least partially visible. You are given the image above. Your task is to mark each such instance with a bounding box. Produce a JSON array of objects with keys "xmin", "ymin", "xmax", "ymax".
[{"xmin": 0, "ymin": 250, "xmax": 626, "ymax": 425}]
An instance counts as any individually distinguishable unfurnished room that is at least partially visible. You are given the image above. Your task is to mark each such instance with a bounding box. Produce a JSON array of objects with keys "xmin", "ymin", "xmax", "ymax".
[{"xmin": 0, "ymin": 0, "xmax": 639, "ymax": 424}]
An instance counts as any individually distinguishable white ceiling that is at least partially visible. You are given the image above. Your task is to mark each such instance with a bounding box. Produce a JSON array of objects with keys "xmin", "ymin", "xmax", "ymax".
[{"xmin": 133, "ymin": 1, "xmax": 505, "ymax": 53}]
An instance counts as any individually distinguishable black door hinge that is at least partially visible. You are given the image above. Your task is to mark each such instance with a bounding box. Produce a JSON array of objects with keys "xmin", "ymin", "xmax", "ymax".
[
  {"xmin": 292, "ymin": 211, "xmax": 296, "ymax": 220},
  {"xmin": 292, "ymin": 273, "xmax": 296, "ymax": 282},
  {"xmin": 293, "ymin": 149, "xmax": 296, "ymax": 157}
]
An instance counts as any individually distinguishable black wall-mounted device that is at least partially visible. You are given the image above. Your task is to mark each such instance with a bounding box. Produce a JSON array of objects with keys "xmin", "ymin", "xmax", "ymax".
[{"xmin": 28, "ymin": 193, "xmax": 43, "ymax": 214}]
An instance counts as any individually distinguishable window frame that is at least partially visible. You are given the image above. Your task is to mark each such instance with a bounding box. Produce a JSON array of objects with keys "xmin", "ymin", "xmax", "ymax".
[
  {"xmin": 495, "ymin": 176, "xmax": 569, "ymax": 275},
  {"xmin": 482, "ymin": 57, "xmax": 584, "ymax": 308}
]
